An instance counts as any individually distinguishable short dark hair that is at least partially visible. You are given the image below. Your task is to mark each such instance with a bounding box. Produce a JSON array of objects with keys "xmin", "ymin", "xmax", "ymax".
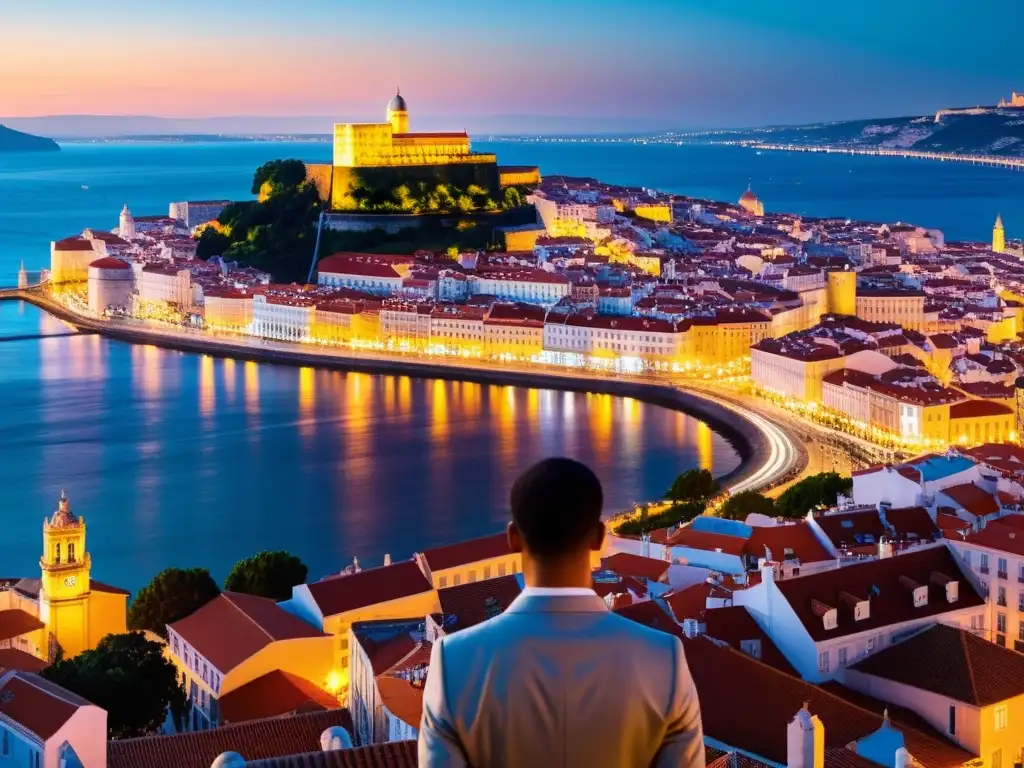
[{"xmin": 510, "ymin": 457, "xmax": 603, "ymax": 559}]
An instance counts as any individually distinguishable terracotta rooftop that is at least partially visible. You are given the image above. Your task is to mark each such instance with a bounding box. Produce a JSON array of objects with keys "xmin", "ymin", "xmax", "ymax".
[
  {"xmin": 850, "ymin": 623, "xmax": 1024, "ymax": 706},
  {"xmin": 419, "ymin": 532, "xmax": 511, "ymax": 572},
  {"xmin": 306, "ymin": 560, "xmax": 434, "ymax": 618},
  {"xmin": 702, "ymin": 606, "xmax": 798, "ymax": 676},
  {"xmin": 744, "ymin": 522, "xmax": 832, "ymax": 564},
  {"xmin": 683, "ymin": 637, "xmax": 974, "ymax": 767},
  {"xmin": 219, "ymin": 670, "xmax": 339, "ymax": 724},
  {"xmin": 0, "ymin": 648, "xmax": 49, "ymax": 673},
  {"xmin": 52, "ymin": 237, "xmax": 95, "ymax": 251},
  {"xmin": 437, "ymin": 574, "xmax": 522, "ymax": 633},
  {"xmin": 0, "ymin": 609, "xmax": 45, "ymax": 643},
  {"xmin": 168, "ymin": 592, "xmax": 328, "ymax": 673},
  {"xmin": 957, "ymin": 517, "xmax": 1024, "ymax": 557},
  {"xmin": 814, "ymin": 509, "xmax": 887, "ymax": 552},
  {"xmin": 883, "ymin": 506, "xmax": 940, "ymax": 544},
  {"xmin": 245, "ymin": 741, "xmax": 418, "ymax": 768},
  {"xmin": 614, "ymin": 599, "xmax": 684, "ymax": 637},
  {"xmin": 108, "ymin": 710, "xmax": 354, "ymax": 768},
  {"xmin": 0, "ymin": 670, "xmax": 92, "ymax": 741},
  {"xmin": 600, "ymin": 552, "xmax": 671, "ymax": 582},
  {"xmin": 948, "ymin": 400, "xmax": 1014, "ymax": 419},
  {"xmin": 662, "ymin": 583, "xmax": 712, "ymax": 622},
  {"xmin": 939, "ymin": 483, "xmax": 1000, "ymax": 518},
  {"xmin": 667, "ymin": 528, "xmax": 748, "ymax": 556},
  {"xmin": 375, "ymin": 675, "xmax": 425, "ymax": 729},
  {"xmin": 773, "ymin": 546, "xmax": 983, "ymax": 642}
]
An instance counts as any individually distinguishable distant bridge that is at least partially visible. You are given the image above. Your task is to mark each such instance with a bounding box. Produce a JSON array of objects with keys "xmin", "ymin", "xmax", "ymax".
[{"xmin": 738, "ymin": 142, "xmax": 1024, "ymax": 170}]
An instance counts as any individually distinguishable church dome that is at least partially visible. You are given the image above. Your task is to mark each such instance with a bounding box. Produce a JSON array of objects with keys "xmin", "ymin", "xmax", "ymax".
[
  {"xmin": 740, "ymin": 188, "xmax": 758, "ymax": 202},
  {"xmin": 387, "ymin": 89, "xmax": 408, "ymax": 113}
]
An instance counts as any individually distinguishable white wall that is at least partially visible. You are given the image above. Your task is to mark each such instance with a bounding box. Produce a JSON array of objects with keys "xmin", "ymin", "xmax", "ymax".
[
  {"xmin": 852, "ymin": 469, "xmax": 921, "ymax": 509},
  {"xmin": 47, "ymin": 705, "xmax": 107, "ymax": 768}
]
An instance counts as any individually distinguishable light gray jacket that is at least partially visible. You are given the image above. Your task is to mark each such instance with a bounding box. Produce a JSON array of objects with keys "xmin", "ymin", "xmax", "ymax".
[{"xmin": 418, "ymin": 591, "xmax": 704, "ymax": 768}]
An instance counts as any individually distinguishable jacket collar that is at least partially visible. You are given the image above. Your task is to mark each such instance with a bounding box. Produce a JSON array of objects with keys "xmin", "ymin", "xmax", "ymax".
[{"xmin": 504, "ymin": 591, "xmax": 609, "ymax": 614}]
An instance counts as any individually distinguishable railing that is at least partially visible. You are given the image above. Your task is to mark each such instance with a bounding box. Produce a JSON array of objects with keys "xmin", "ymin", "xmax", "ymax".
[
  {"xmin": 981, "ymin": 566, "xmax": 990, "ymax": 574},
  {"xmin": 997, "ymin": 597, "xmax": 1008, "ymax": 607},
  {"xmin": 999, "ymin": 571, "xmax": 1008, "ymax": 580}
]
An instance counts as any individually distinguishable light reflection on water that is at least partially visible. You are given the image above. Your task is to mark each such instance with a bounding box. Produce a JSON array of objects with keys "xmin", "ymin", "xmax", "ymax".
[{"xmin": 0, "ymin": 302, "xmax": 740, "ymax": 593}]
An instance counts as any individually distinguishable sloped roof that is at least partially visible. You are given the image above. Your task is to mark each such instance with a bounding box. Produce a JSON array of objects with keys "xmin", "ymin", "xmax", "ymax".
[
  {"xmin": 0, "ymin": 670, "xmax": 92, "ymax": 741},
  {"xmin": 0, "ymin": 609, "xmax": 45, "ymax": 643},
  {"xmin": 939, "ymin": 483, "xmax": 1000, "ymax": 518},
  {"xmin": 814, "ymin": 509, "xmax": 886, "ymax": 551},
  {"xmin": 773, "ymin": 546, "xmax": 984, "ymax": 642},
  {"xmin": 376, "ymin": 676, "xmax": 424, "ymax": 729},
  {"xmin": 850, "ymin": 623, "xmax": 1024, "ymax": 706},
  {"xmin": 168, "ymin": 592, "xmax": 328, "ymax": 673},
  {"xmin": 219, "ymin": 670, "xmax": 339, "ymax": 724},
  {"xmin": 600, "ymin": 552, "xmax": 671, "ymax": 582},
  {"xmin": 744, "ymin": 522, "xmax": 832, "ymax": 563},
  {"xmin": 245, "ymin": 741, "xmax": 418, "ymax": 768},
  {"xmin": 437, "ymin": 574, "xmax": 522, "ymax": 633},
  {"xmin": 306, "ymin": 561, "xmax": 434, "ymax": 618},
  {"xmin": 108, "ymin": 710, "xmax": 353, "ymax": 768},
  {"xmin": 0, "ymin": 648, "xmax": 49, "ymax": 673},
  {"xmin": 419, "ymin": 533, "xmax": 510, "ymax": 572},
  {"xmin": 702, "ymin": 606, "xmax": 798, "ymax": 676}
]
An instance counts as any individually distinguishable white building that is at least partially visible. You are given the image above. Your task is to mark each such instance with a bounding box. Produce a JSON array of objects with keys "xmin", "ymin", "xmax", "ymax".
[
  {"xmin": 87, "ymin": 257, "xmax": 134, "ymax": 315},
  {"xmin": 251, "ymin": 292, "xmax": 316, "ymax": 341},
  {"xmin": 49, "ymin": 237, "xmax": 97, "ymax": 284},
  {"xmin": 379, "ymin": 301, "xmax": 433, "ymax": 349},
  {"xmin": 947, "ymin": 516, "xmax": 1024, "ymax": 651},
  {"xmin": 118, "ymin": 204, "xmax": 136, "ymax": 241},
  {"xmin": 0, "ymin": 669, "xmax": 107, "ymax": 768},
  {"xmin": 316, "ymin": 253, "xmax": 410, "ymax": 296},
  {"xmin": 734, "ymin": 544, "xmax": 985, "ymax": 683},
  {"xmin": 469, "ymin": 269, "xmax": 570, "ymax": 306},
  {"xmin": 543, "ymin": 314, "xmax": 683, "ymax": 362},
  {"xmin": 168, "ymin": 200, "xmax": 229, "ymax": 230},
  {"xmin": 136, "ymin": 263, "xmax": 193, "ymax": 311},
  {"xmin": 852, "ymin": 453, "xmax": 983, "ymax": 510}
]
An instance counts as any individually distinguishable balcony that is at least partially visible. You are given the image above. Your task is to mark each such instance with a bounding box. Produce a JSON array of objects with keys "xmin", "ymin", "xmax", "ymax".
[
  {"xmin": 998, "ymin": 571, "xmax": 1008, "ymax": 580},
  {"xmin": 980, "ymin": 566, "xmax": 990, "ymax": 575},
  {"xmin": 1018, "ymin": 574, "xmax": 1024, "ymax": 584},
  {"xmin": 997, "ymin": 597, "xmax": 1008, "ymax": 607},
  {"xmin": 1017, "ymin": 640, "xmax": 1024, "ymax": 653}
]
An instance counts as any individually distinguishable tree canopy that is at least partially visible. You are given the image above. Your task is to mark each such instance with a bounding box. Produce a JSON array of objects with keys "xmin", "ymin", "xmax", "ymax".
[
  {"xmin": 251, "ymin": 159, "xmax": 308, "ymax": 197},
  {"xmin": 616, "ymin": 501, "xmax": 704, "ymax": 536},
  {"xmin": 719, "ymin": 490, "xmax": 775, "ymax": 522},
  {"xmin": 774, "ymin": 472, "xmax": 853, "ymax": 519},
  {"xmin": 127, "ymin": 567, "xmax": 220, "ymax": 638},
  {"xmin": 224, "ymin": 550, "xmax": 308, "ymax": 601},
  {"xmin": 43, "ymin": 632, "xmax": 188, "ymax": 738},
  {"xmin": 666, "ymin": 469, "xmax": 720, "ymax": 504}
]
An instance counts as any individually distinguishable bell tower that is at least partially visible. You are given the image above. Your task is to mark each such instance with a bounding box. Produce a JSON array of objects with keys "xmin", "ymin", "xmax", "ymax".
[
  {"xmin": 993, "ymin": 214, "xmax": 1006, "ymax": 254},
  {"xmin": 39, "ymin": 491, "xmax": 91, "ymax": 658}
]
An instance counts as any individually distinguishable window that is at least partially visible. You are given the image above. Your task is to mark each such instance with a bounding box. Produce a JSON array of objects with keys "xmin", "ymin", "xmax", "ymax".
[
  {"xmin": 438, "ymin": 576, "xmax": 447, "ymax": 588},
  {"xmin": 468, "ymin": 570, "xmax": 477, "ymax": 583},
  {"xmin": 866, "ymin": 637, "xmax": 875, "ymax": 653},
  {"xmin": 342, "ymin": 655, "xmax": 349, "ymax": 669},
  {"xmin": 453, "ymin": 574, "xmax": 461, "ymax": 586},
  {"xmin": 994, "ymin": 705, "xmax": 1008, "ymax": 731},
  {"xmin": 981, "ymin": 553, "xmax": 990, "ymax": 573},
  {"xmin": 998, "ymin": 586, "xmax": 1007, "ymax": 607},
  {"xmin": 68, "ymin": 542, "xmax": 75, "ymax": 563},
  {"xmin": 838, "ymin": 647, "xmax": 848, "ymax": 666},
  {"xmin": 948, "ymin": 705, "xmax": 956, "ymax": 736},
  {"xmin": 992, "ymin": 749, "xmax": 1002, "ymax": 768},
  {"xmin": 483, "ymin": 566, "xmax": 491, "ymax": 579},
  {"xmin": 340, "ymin": 638, "xmax": 348, "ymax": 652},
  {"xmin": 497, "ymin": 563, "xmax": 506, "ymax": 577},
  {"xmin": 998, "ymin": 558, "xmax": 1008, "ymax": 578},
  {"xmin": 998, "ymin": 613, "xmax": 1007, "ymax": 633},
  {"xmin": 1, "ymin": 728, "xmax": 8, "ymax": 756},
  {"xmin": 55, "ymin": 542, "xmax": 61, "ymax": 564},
  {"xmin": 818, "ymin": 651, "xmax": 830, "ymax": 674}
]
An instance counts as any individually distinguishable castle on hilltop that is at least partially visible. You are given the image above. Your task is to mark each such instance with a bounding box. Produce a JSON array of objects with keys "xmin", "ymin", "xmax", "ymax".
[
  {"xmin": 305, "ymin": 89, "xmax": 539, "ymax": 212},
  {"xmin": 998, "ymin": 91, "xmax": 1024, "ymax": 108}
]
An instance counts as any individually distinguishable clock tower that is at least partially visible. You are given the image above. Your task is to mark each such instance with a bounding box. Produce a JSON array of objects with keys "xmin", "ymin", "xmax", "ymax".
[{"xmin": 39, "ymin": 490, "xmax": 91, "ymax": 658}]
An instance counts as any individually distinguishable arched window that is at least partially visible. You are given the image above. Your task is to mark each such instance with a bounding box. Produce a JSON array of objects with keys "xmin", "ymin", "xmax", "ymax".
[
  {"xmin": 54, "ymin": 542, "xmax": 61, "ymax": 564},
  {"xmin": 68, "ymin": 543, "xmax": 76, "ymax": 563}
]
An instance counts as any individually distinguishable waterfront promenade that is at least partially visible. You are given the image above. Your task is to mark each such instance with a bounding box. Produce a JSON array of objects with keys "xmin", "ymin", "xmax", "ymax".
[
  {"xmin": 737, "ymin": 141, "xmax": 1024, "ymax": 170},
  {"xmin": 1, "ymin": 285, "xmax": 807, "ymax": 498}
]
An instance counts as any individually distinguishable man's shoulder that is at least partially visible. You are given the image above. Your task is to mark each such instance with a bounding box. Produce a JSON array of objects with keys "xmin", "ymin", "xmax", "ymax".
[{"xmin": 602, "ymin": 610, "xmax": 683, "ymax": 654}]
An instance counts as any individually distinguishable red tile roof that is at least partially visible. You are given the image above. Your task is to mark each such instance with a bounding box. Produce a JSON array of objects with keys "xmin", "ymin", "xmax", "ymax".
[
  {"xmin": 773, "ymin": 546, "xmax": 984, "ymax": 642},
  {"xmin": 419, "ymin": 532, "xmax": 510, "ymax": 572},
  {"xmin": 0, "ymin": 648, "xmax": 49, "ymax": 673},
  {"xmin": 662, "ymin": 583, "xmax": 711, "ymax": 622},
  {"xmin": 168, "ymin": 592, "xmax": 328, "ymax": 673},
  {"xmin": 306, "ymin": 561, "xmax": 434, "ymax": 618},
  {"xmin": 245, "ymin": 740, "xmax": 418, "ymax": 768},
  {"xmin": 376, "ymin": 675, "xmax": 425, "ymax": 729},
  {"xmin": 948, "ymin": 400, "xmax": 1013, "ymax": 419},
  {"xmin": 0, "ymin": 609, "xmax": 45, "ymax": 643},
  {"xmin": 52, "ymin": 237, "xmax": 95, "ymax": 251},
  {"xmin": 88, "ymin": 256, "xmax": 131, "ymax": 270},
  {"xmin": 89, "ymin": 578, "xmax": 131, "ymax": 596},
  {"xmin": 939, "ymin": 483, "xmax": 999, "ymax": 518},
  {"xmin": 744, "ymin": 522, "xmax": 832, "ymax": 564},
  {"xmin": 219, "ymin": 671, "xmax": 339, "ymax": 724},
  {"xmin": 684, "ymin": 637, "xmax": 974, "ymax": 767},
  {"xmin": 107, "ymin": 710, "xmax": 354, "ymax": 768},
  {"xmin": 850, "ymin": 623, "xmax": 1024, "ymax": 706},
  {"xmin": 614, "ymin": 600, "xmax": 684, "ymax": 637},
  {"xmin": 701, "ymin": 606, "xmax": 798, "ymax": 676},
  {"xmin": 0, "ymin": 670, "xmax": 92, "ymax": 740},
  {"xmin": 883, "ymin": 506, "xmax": 940, "ymax": 543},
  {"xmin": 600, "ymin": 552, "xmax": 671, "ymax": 582},
  {"xmin": 667, "ymin": 528, "xmax": 747, "ymax": 556},
  {"xmin": 437, "ymin": 574, "xmax": 522, "ymax": 633},
  {"xmin": 957, "ymin": 517, "xmax": 1024, "ymax": 556},
  {"xmin": 814, "ymin": 509, "xmax": 887, "ymax": 551}
]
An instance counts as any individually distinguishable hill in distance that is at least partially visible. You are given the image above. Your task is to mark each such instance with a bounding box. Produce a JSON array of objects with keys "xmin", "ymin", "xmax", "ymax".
[
  {"xmin": 0, "ymin": 124, "xmax": 59, "ymax": 152},
  {"xmin": 693, "ymin": 107, "xmax": 1024, "ymax": 158}
]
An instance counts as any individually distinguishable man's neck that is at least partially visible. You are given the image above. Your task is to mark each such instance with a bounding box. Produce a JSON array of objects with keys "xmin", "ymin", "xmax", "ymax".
[{"xmin": 523, "ymin": 558, "xmax": 593, "ymax": 590}]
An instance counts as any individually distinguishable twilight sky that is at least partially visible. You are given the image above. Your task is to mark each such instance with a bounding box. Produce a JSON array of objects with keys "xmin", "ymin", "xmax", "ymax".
[{"xmin": 2, "ymin": 0, "xmax": 1022, "ymax": 133}]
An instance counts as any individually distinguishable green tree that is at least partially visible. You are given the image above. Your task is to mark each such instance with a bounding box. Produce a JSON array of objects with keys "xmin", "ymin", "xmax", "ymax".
[
  {"xmin": 616, "ymin": 501, "xmax": 705, "ymax": 536},
  {"xmin": 224, "ymin": 550, "xmax": 308, "ymax": 601},
  {"xmin": 251, "ymin": 159, "xmax": 308, "ymax": 197},
  {"xmin": 195, "ymin": 228, "xmax": 233, "ymax": 260},
  {"xmin": 503, "ymin": 187, "xmax": 524, "ymax": 209},
  {"xmin": 719, "ymin": 490, "xmax": 775, "ymax": 521},
  {"xmin": 666, "ymin": 469, "xmax": 720, "ymax": 503},
  {"xmin": 128, "ymin": 567, "xmax": 220, "ymax": 638},
  {"xmin": 774, "ymin": 472, "xmax": 853, "ymax": 519},
  {"xmin": 43, "ymin": 632, "xmax": 189, "ymax": 738}
]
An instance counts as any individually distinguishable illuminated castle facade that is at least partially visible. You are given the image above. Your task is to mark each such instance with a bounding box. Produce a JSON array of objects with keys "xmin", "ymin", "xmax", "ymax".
[
  {"xmin": 306, "ymin": 89, "xmax": 538, "ymax": 210},
  {"xmin": 998, "ymin": 92, "xmax": 1024, "ymax": 108}
]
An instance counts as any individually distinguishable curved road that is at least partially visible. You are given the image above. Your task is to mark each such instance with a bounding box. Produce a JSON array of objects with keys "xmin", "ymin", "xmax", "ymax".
[{"xmin": 3, "ymin": 287, "xmax": 808, "ymax": 496}]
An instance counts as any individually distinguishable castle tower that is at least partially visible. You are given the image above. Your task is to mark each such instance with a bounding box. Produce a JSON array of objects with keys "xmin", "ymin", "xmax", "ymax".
[
  {"xmin": 993, "ymin": 214, "xmax": 1006, "ymax": 254},
  {"xmin": 17, "ymin": 261, "xmax": 28, "ymax": 289},
  {"xmin": 39, "ymin": 491, "xmax": 91, "ymax": 658},
  {"xmin": 386, "ymin": 88, "xmax": 409, "ymax": 134},
  {"xmin": 827, "ymin": 267, "xmax": 857, "ymax": 317},
  {"xmin": 119, "ymin": 204, "xmax": 136, "ymax": 241}
]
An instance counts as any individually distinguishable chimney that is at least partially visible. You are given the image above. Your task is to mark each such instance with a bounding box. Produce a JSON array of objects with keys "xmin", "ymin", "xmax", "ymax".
[
  {"xmin": 787, "ymin": 705, "xmax": 825, "ymax": 768},
  {"xmin": 383, "ymin": 553, "xmax": 392, "ymax": 567},
  {"xmin": 930, "ymin": 571, "xmax": 959, "ymax": 603},
  {"xmin": 878, "ymin": 535, "xmax": 894, "ymax": 559}
]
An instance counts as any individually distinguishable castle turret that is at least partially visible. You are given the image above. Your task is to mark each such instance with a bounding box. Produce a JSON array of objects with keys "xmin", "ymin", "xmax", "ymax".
[
  {"xmin": 994, "ymin": 214, "xmax": 1006, "ymax": 254},
  {"xmin": 119, "ymin": 204, "xmax": 136, "ymax": 241},
  {"xmin": 17, "ymin": 261, "xmax": 28, "ymax": 289},
  {"xmin": 386, "ymin": 88, "xmax": 409, "ymax": 134}
]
